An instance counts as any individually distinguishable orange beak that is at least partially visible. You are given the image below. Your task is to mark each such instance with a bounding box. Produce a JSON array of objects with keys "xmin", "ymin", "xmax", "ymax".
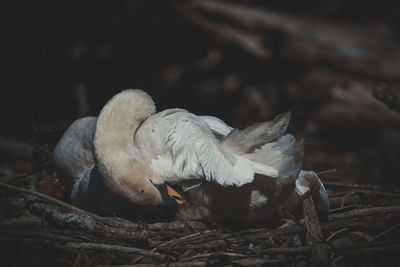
[{"xmin": 166, "ymin": 185, "xmax": 185, "ymax": 205}]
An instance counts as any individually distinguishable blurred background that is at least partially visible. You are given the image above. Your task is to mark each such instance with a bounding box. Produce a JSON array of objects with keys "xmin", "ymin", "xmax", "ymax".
[{"xmin": 1, "ymin": 0, "xmax": 400, "ymax": 186}]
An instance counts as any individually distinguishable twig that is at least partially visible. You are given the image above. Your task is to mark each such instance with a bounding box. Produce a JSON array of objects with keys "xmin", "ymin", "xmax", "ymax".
[
  {"xmin": 157, "ymin": 229, "xmax": 214, "ymax": 248},
  {"xmin": 232, "ymin": 257, "xmax": 289, "ymax": 265},
  {"xmin": 324, "ymin": 182, "xmax": 386, "ymax": 191},
  {"xmin": 332, "ymin": 190, "xmax": 400, "ymax": 199},
  {"xmin": 131, "ymin": 255, "xmax": 145, "ymax": 264},
  {"xmin": 340, "ymin": 192, "xmax": 352, "ymax": 208},
  {"xmin": 368, "ymin": 223, "xmax": 400, "ymax": 243},
  {"xmin": 259, "ymin": 246, "xmax": 311, "ymax": 255},
  {"xmin": 326, "ymin": 228, "xmax": 349, "ymax": 242},
  {"xmin": 179, "ymin": 251, "xmax": 247, "ymax": 262},
  {"xmin": 329, "ymin": 205, "xmax": 359, "ymax": 213},
  {"xmin": 316, "ymin": 169, "xmax": 337, "ymax": 176},
  {"xmin": 321, "ymin": 220, "xmax": 393, "ymax": 232}
]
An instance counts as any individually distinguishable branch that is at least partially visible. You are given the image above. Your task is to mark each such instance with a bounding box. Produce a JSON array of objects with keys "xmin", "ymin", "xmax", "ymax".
[
  {"xmin": 329, "ymin": 206, "xmax": 400, "ymax": 220},
  {"xmin": 64, "ymin": 242, "xmax": 169, "ymax": 261},
  {"xmin": 303, "ymin": 196, "xmax": 331, "ymax": 266},
  {"xmin": 0, "ymin": 182, "xmax": 137, "ymax": 229}
]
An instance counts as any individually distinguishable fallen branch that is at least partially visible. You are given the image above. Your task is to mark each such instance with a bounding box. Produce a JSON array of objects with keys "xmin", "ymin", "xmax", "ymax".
[
  {"xmin": 0, "ymin": 182, "xmax": 138, "ymax": 229},
  {"xmin": 1, "ymin": 229, "xmax": 84, "ymax": 243},
  {"xmin": 329, "ymin": 206, "xmax": 400, "ymax": 220},
  {"xmin": 64, "ymin": 242, "xmax": 169, "ymax": 261}
]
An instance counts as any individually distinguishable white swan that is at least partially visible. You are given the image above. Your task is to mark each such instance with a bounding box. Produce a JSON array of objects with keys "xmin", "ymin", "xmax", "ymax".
[
  {"xmin": 53, "ymin": 89, "xmax": 329, "ymax": 222},
  {"xmin": 53, "ymin": 90, "xmax": 184, "ymax": 219}
]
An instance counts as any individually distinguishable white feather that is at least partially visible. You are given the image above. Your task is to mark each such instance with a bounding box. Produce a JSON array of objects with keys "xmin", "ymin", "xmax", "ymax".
[
  {"xmin": 199, "ymin": 115, "xmax": 233, "ymax": 137},
  {"xmin": 296, "ymin": 170, "xmax": 330, "ymax": 211},
  {"xmin": 182, "ymin": 183, "xmax": 202, "ymax": 192},
  {"xmin": 250, "ymin": 190, "xmax": 269, "ymax": 208},
  {"xmin": 135, "ymin": 109, "xmax": 255, "ymax": 186}
]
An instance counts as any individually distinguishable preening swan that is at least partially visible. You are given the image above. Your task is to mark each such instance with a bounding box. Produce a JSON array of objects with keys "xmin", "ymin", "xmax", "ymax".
[
  {"xmin": 54, "ymin": 89, "xmax": 329, "ymax": 222},
  {"xmin": 54, "ymin": 90, "xmax": 184, "ymax": 218}
]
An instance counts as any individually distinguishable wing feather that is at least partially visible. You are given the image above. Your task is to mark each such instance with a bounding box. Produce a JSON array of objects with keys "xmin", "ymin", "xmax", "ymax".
[
  {"xmin": 203, "ymin": 112, "xmax": 303, "ymax": 179},
  {"xmin": 53, "ymin": 117, "xmax": 97, "ymax": 188},
  {"xmin": 136, "ymin": 110, "xmax": 255, "ymax": 186}
]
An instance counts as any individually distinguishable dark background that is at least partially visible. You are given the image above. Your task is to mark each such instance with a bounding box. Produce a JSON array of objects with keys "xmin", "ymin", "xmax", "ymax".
[{"xmin": 1, "ymin": 0, "xmax": 400, "ymax": 186}]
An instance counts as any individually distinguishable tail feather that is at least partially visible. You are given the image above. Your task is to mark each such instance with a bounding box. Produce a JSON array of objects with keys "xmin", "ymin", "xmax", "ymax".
[
  {"xmin": 248, "ymin": 134, "xmax": 304, "ymax": 179},
  {"xmin": 221, "ymin": 112, "xmax": 291, "ymax": 154}
]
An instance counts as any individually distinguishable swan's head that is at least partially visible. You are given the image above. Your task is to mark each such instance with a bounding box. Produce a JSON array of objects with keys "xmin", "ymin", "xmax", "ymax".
[
  {"xmin": 116, "ymin": 168, "xmax": 185, "ymax": 208},
  {"xmin": 94, "ymin": 89, "xmax": 185, "ymax": 209}
]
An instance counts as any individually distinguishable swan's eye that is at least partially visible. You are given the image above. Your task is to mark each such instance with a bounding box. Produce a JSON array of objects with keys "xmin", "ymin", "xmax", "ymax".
[{"xmin": 140, "ymin": 189, "xmax": 144, "ymax": 193}]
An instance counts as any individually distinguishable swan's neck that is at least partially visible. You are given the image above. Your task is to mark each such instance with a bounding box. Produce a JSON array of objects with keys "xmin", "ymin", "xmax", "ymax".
[{"xmin": 93, "ymin": 90, "xmax": 162, "ymax": 204}]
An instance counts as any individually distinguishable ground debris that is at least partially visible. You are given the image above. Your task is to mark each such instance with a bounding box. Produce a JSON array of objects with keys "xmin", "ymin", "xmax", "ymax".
[{"xmin": 1, "ymin": 179, "xmax": 400, "ymax": 266}]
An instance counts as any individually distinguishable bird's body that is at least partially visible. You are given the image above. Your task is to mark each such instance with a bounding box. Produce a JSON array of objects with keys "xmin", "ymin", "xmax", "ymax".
[
  {"xmin": 136, "ymin": 109, "xmax": 257, "ymax": 187},
  {"xmin": 53, "ymin": 89, "xmax": 329, "ymax": 222}
]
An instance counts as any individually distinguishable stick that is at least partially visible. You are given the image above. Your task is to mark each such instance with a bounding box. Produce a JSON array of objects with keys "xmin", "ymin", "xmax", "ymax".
[
  {"xmin": 329, "ymin": 206, "xmax": 400, "ymax": 220},
  {"xmin": 259, "ymin": 246, "xmax": 311, "ymax": 255},
  {"xmin": 323, "ymin": 182, "xmax": 386, "ymax": 191},
  {"xmin": 303, "ymin": 196, "xmax": 330, "ymax": 266},
  {"xmin": 326, "ymin": 228, "xmax": 349, "ymax": 242},
  {"xmin": 179, "ymin": 251, "xmax": 247, "ymax": 262},
  {"xmin": 157, "ymin": 229, "xmax": 215, "ymax": 248},
  {"xmin": 0, "ymin": 182, "xmax": 135, "ymax": 228},
  {"xmin": 64, "ymin": 242, "xmax": 168, "ymax": 261},
  {"xmin": 1, "ymin": 229, "xmax": 83, "ymax": 243}
]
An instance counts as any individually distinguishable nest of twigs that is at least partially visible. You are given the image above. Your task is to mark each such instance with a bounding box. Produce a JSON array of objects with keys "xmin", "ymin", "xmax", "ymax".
[{"xmin": 1, "ymin": 174, "xmax": 400, "ymax": 267}]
